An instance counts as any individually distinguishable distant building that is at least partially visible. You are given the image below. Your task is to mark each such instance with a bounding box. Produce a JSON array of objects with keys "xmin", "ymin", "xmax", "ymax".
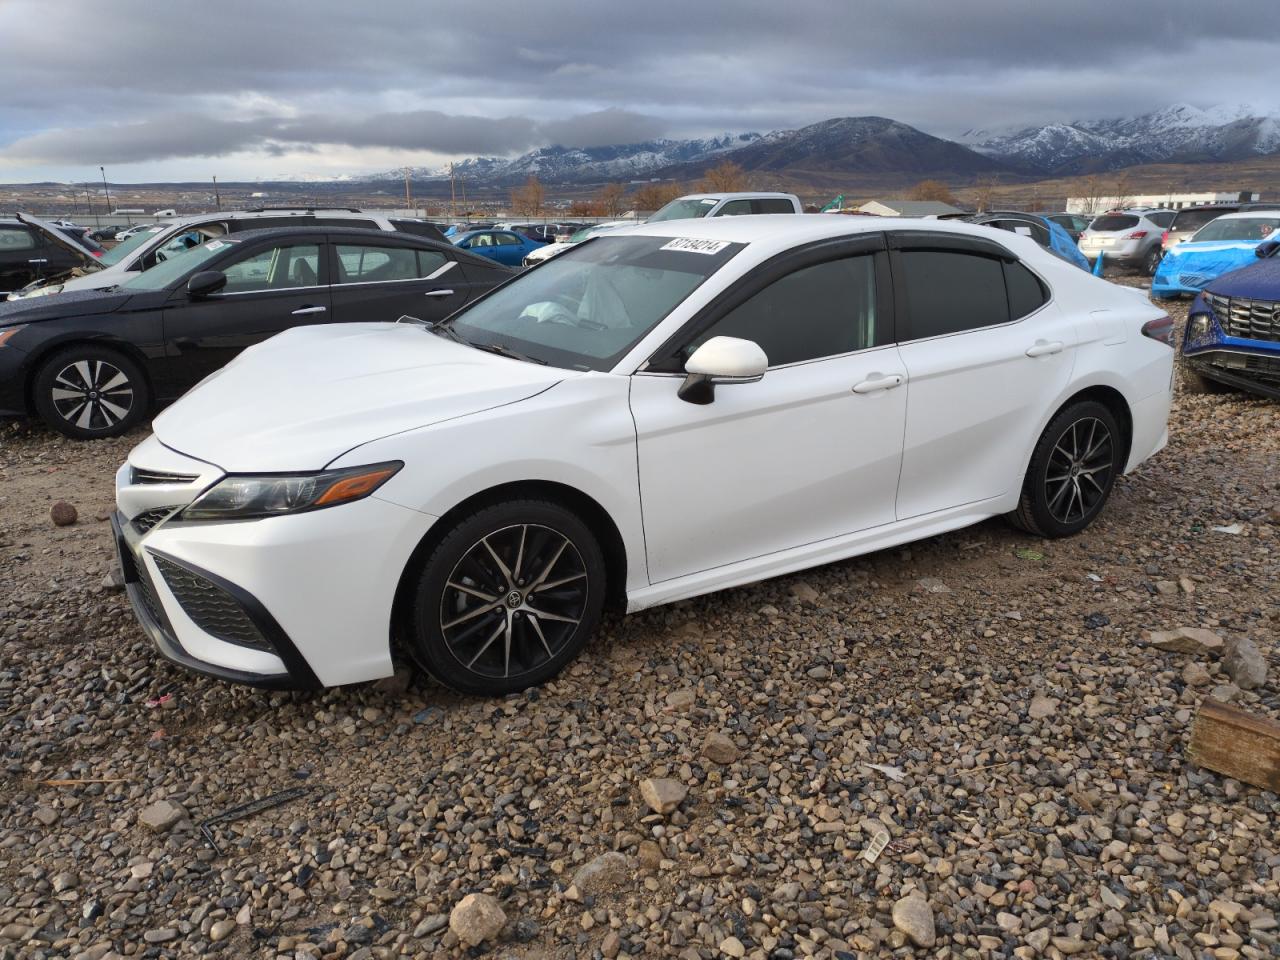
[
  {"xmin": 1065, "ymin": 190, "xmax": 1261, "ymax": 214},
  {"xmin": 857, "ymin": 199, "xmax": 965, "ymax": 217}
]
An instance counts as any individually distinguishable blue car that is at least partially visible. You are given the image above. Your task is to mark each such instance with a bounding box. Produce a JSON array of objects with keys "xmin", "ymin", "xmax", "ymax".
[
  {"xmin": 451, "ymin": 229, "xmax": 546, "ymax": 266},
  {"xmin": 1181, "ymin": 239, "xmax": 1280, "ymax": 400},
  {"xmin": 1152, "ymin": 212, "xmax": 1280, "ymax": 298}
]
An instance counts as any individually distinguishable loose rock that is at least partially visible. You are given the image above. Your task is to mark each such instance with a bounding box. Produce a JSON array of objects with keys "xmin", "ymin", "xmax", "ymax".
[
  {"xmin": 639, "ymin": 777, "xmax": 688, "ymax": 815},
  {"xmin": 449, "ymin": 893, "xmax": 506, "ymax": 947}
]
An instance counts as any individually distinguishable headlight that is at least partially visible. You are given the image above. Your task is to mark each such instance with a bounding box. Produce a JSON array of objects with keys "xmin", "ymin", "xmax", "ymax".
[
  {"xmin": 179, "ymin": 462, "xmax": 402, "ymax": 522},
  {"xmin": 1189, "ymin": 315, "xmax": 1212, "ymax": 339}
]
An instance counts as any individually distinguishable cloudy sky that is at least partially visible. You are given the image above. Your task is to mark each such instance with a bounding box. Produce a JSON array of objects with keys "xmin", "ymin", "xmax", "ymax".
[{"xmin": 1, "ymin": 0, "xmax": 1276, "ymax": 182}]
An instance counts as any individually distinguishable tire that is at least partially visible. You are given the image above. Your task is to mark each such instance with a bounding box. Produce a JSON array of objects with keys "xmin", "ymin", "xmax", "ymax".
[
  {"xmin": 407, "ymin": 499, "xmax": 607, "ymax": 696},
  {"xmin": 32, "ymin": 345, "xmax": 151, "ymax": 440},
  {"xmin": 1008, "ymin": 401, "xmax": 1122, "ymax": 538},
  {"xmin": 1143, "ymin": 247, "xmax": 1163, "ymax": 276}
]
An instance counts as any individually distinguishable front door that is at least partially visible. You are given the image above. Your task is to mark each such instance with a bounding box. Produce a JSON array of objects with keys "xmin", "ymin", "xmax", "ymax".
[
  {"xmin": 328, "ymin": 241, "xmax": 470, "ymax": 324},
  {"xmin": 160, "ymin": 239, "xmax": 330, "ymax": 397},
  {"xmin": 630, "ymin": 245, "xmax": 907, "ymax": 583}
]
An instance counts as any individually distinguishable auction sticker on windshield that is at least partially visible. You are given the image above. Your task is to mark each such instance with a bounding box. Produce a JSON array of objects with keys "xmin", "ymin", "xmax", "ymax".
[{"xmin": 660, "ymin": 238, "xmax": 731, "ymax": 255}]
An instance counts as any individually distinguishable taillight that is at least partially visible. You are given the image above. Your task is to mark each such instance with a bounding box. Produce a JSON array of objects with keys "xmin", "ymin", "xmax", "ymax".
[
  {"xmin": 91, "ymin": 251, "xmax": 103, "ymax": 257},
  {"xmin": 1161, "ymin": 230, "xmax": 1169, "ymax": 244},
  {"xmin": 1124, "ymin": 231, "xmax": 1148, "ymax": 240},
  {"xmin": 1142, "ymin": 315, "xmax": 1174, "ymax": 346}
]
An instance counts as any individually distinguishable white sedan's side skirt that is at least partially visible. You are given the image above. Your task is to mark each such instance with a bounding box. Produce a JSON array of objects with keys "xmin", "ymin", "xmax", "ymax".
[{"xmin": 625, "ymin": 494, "xmax": 1008, "ymax": 613}]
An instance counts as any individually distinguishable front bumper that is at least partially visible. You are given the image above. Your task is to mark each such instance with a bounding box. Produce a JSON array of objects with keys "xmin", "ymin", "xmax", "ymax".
[
  {"xmin": 1182, "ymin": 350, "xmax": 1280, "ymax": 400},
  {"xmin": 114, "ymin": 436, "xmax": 439, "ymax": 688}
]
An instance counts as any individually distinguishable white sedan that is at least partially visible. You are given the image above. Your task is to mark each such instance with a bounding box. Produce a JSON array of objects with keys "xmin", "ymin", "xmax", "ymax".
[{"xmin": 113, "ymin": 216, "xmax": 1174, "ymax": 694}]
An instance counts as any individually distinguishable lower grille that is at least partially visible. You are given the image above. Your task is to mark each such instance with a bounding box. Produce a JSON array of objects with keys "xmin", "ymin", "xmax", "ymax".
[
  {"xmin": 1201, "ymin": 351, "xmax": 1280, "ymax": 384},
  {"xmin": 132, "ymin": 506, "xmax": 179, "ymax": 534},
  {"xmin": 1179, "ymin": 273, "xmax": 1209, "ymax": 288},
  {"xmin": 1205, "ymin": 292, "xmax": 1280, "ymax": 343},
  {"xmin": 134, "ymin": 558, "xmax": 168, "ymax": 628},
  {"xmin": 152, "ymin": 555, "xmax": 269, "ymax": 650}
]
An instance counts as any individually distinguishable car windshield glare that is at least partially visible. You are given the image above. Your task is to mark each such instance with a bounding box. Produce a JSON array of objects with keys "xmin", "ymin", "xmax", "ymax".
[
  {"xmin": 447, "ymin": 234, "xmax": 743, "ymax": 371},
  {"xmin": 98, "ymin": 226, "xmax": 167, "ymax": 267},
  {"xmin": 1191, "ymin": 218, "xmax": 1280, "ymax": 243},
  {"xmin": 648, "ymin": 198, "xmax": 719, "ymax": 222},
  {"xmin": 123, "ymin": 238, "xmax": 237, "ymax": 291}
]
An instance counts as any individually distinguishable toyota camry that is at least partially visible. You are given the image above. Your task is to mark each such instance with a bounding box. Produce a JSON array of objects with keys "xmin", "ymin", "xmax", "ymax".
[{"xmin": 113, "ymin": 216, "xmax": 1174, "ymax": 694}]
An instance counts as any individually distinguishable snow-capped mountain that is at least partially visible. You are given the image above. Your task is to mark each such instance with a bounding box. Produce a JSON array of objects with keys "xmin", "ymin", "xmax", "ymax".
[
  {"xmin": 368, "ymin": 134, "xmax": 761, "ymax": 185},
  {"xmin": 964, "ymin": 103, "xmax": 1280, "ymax": 174}
]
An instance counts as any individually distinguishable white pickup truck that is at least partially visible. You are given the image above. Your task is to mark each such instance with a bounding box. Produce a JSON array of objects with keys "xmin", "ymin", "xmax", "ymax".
[{"xmin": 648, "ymin": 192, "xmax": 804, "ymax": 221}]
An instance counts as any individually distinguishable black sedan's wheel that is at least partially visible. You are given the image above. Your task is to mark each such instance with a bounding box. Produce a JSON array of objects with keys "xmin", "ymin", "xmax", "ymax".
[
  {"xmin": 32, "ymin": 346, "xmax": 150, "ymax": 439},
  {"xmin": 1143, "ymin": 247, "xmax": 1163, "ymax": 276},
  {"xmin": 408, "ymin": 499, "xmax": 606, "ymax": 695},
  {"xmin": 1009, "ymin": 401, "xmax": 1121, "ymax": 538}
]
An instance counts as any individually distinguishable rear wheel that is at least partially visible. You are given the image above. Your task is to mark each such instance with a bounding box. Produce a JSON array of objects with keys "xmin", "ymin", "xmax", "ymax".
[
  {"xmin": 1009, "ymin": 401, "xmax": 1121, "ymax": 538},
  {"xmin": 407, "ymin": 499, "xmax": 606, "ymax": 696},
  {"xmin": 1143, "ymin": 247, "xmax": 1163, "ymax": 276},
  {"xmin": 32, "ymin": 345, "xmax": 150, "ymax": 439}
]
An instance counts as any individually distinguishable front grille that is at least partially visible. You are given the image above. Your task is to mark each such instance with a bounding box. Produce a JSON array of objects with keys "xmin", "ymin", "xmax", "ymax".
[
  {"xmin": 132, "ymin": 506, "xmax": 179, "ymax": 534},
  {"xmin": 152, "ymin": 556, "xmax": 269, "ymax": 650},
  {"xmin": 1200, "ymin": 350, "xmax": 1280, "ymax": 384},
  {"xmin": 131, "ymin": 467, "xmax": 198, "ymax": 485},
  {"xmin": 1205, "ymin": 292, "xmax": 1280, "ymax": 343},
  {"xmin": 1179, "ymin": 273, "xmax": 1209, "ymax": 289}
]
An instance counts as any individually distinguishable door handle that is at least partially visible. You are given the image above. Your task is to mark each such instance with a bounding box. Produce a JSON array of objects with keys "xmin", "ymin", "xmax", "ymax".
[
  {"xmin": 422, "ymin": 289, "xmax": 455, "ymax": 298},
  {"xmin": 1025, "ymin": 340, "xmax": 1064, "ymax": 357},
  {"xmin": 852, "ymin": 373, "xmax": 904, "ymax": 394},
  {"xmin": 291, "ymin": 305, "xmax": 327, "ymax": 315}
]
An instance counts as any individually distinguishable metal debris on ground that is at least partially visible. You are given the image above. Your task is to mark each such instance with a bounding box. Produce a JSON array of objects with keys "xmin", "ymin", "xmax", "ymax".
[
  {"xmin": 199, "ymin": 786, "xmax": 314, "ymax": 855},
  {"xmin": 862, "ymin": 828, "xmax": 890, "ymax": 864},
  {"xmin": 862, "ymin": 762, "xmax": 906, "ymax": 782}
]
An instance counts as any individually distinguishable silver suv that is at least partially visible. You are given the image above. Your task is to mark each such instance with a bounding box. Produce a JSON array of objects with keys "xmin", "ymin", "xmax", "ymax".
[
  {"xmin": 12, "ymin": 208, "xmax": 445, "ymax": 299},
  {"xmin": 1079, "ymin": 209, "xmax": 1176, "ymax": 275}
]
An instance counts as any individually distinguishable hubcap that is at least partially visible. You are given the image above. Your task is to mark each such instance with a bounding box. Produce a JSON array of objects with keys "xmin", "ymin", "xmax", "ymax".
[
  {"xmin": 1045, "ymin": 417, "xmax": 1113, "ymax": 524},
  {"xmin": 51, "ymin": 359, "xmax": 133, "ymax": 431},
  {"xmin": 440, "ymin": 524, "xmax": 588, "ymax": 680}
]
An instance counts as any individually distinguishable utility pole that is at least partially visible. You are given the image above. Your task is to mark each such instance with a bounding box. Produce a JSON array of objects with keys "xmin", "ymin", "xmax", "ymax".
[
  {"xmin": 403, "ymin": 167, "xmax": 413, "ymax": 214},
  {"xmin": 449, "ymin": 163, "xmax": 456, "ymax": 219},
  {"xmin": 213, "ymin": 175, "xmax": 221, "ymax": 210},
  {"xmin": 99, "ymin": 166, "xmax": 111, "ymax": 213}
]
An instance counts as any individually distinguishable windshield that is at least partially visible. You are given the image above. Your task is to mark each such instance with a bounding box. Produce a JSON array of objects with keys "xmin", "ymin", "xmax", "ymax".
[
  {"xmin": 648, "ymin": 197, "xmax": 719, "ymax": 222},
  {"xmin": 98, "ymin": 225, "xmax": 168, "ymax": 266},
  {"xmin": 446, "ymin": 234, "xmax": 743, "ymax": 371},
  {"xmin": 122, "ymin": 238, "xmax": 238, "ymax": 291},
  {"xmin": 1191, "ymin": 217, "xmax": 1280, "ymax": 243}
]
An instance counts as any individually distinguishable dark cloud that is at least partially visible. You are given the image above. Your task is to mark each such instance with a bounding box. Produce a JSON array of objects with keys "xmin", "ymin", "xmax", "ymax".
[{"xmin": 0, "ymin": 0, "xmax": 1276, "ymax": 177}]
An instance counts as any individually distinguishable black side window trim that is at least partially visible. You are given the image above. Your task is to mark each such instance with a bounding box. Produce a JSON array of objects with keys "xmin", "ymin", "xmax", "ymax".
[
  {"xmin": 888, "ymin": 230, "xmax": 1016, "ymax": 261},
  {"xmin": 645, "ymin": 233, "xmax": 890, "ymax": 373}
]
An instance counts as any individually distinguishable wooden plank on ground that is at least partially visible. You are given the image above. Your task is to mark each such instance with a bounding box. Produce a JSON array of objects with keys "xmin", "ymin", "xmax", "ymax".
[{"xmin": 1188, "ymin": 699, "xmax": 1280, "ymax": 792}]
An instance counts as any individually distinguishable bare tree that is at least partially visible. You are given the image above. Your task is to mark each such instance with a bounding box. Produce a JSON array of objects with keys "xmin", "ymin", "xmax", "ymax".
[
  {"xmin": 510, "ymin": 175, "xmax": 545, "ymax": 217},
  {"xmin": 1079, "ymin": 174, "xmax": 1106, "ymax": 215},
  {"xmin": 972, "ymin": 175, "xmax": 1000, "ymax": 213},
  {"xmin": 1111, "ymin": 172, "xmax": 1133, "ymax": 211},
  {"xmin": 908, "ymin": 179, "xmax": 958, "ymax": 205},
  {"xmin": 569, "ymin": 198, "xmax": 604, "ymax": 217},
  {"xmin": 632, "ymin": 182, "xmax": 685, "ymax": 213},
  {"xmin": 597, "ymin": 182, "xmax": 627, "ymax": 217},
  {"xmin": 700, "ymin": 160, "xmax": 748, "ymax": 193}
]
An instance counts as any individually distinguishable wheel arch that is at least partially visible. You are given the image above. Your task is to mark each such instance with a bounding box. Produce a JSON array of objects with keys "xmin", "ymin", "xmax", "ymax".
[
  {"xmin": 389, "ymin": 478, "xmax": 629, "ymax": 652},
  {"xmin": 22, "ymin": 334, "xmax": 157, "ymax": 416},
  {"xmin": 1046, "ymin": 383, "xmax": 1134, "ymax": 472}
]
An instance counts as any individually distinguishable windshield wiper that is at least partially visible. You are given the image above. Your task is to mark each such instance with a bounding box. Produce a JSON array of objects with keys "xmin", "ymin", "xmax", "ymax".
[
  {"xmin": 469, "ymin": 341, "xmax": 548, "ymax": 365},
  {"xmin": 429, "ymin": 322, "xmax": 469, "ymax": 344}
]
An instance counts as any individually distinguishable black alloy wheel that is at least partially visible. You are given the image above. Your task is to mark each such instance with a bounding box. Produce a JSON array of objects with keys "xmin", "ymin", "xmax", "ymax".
[
  {"xmin": 1009, "ymin": 400, "xmax": 1121, "ymax": 538},
  {"xmin": 408, "ymin": 500, "xmax": 606, "ymax": 695},
  {"xmin": 33, "ymin": 345, "xmax": 150, "ymax": 439}
]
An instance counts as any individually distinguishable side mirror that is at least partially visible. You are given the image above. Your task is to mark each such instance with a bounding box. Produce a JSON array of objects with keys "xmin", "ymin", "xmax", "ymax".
[
  {"xmin": 187, "ymin": 270, "xmax": 227, "ymax": 298},
  {"xmin": 1255, "ymin": 239, "xmax": 1279, "ymax": 259},
  {"xmin": 678, "ymin": 336, "xmax": 768, "ymax": 405}
]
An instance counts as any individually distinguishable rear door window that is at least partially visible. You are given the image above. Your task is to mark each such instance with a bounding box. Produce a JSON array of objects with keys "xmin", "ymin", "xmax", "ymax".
[
  {"xmin": 335, "ymin": 244, "xmax": 448, "ymax": 283},
  {"xmin": 897, "ymin": 250, "xmax": 1008, "ymax": 340}
]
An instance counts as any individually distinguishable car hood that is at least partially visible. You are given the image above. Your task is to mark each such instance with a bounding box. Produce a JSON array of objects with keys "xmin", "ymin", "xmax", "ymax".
[
  {"xmin": 153, "ymin": 322, "xmax": 574, "ymax": 472},
  {"xmin": 0, "ymin": 287, "xmax": 139, "ymax": 327},
  {"xmin": 1203, "ymin": 255, "xmax": 1280, "ymax": 299}
]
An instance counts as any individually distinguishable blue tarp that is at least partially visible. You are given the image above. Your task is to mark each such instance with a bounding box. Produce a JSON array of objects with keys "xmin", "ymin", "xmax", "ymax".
[
  {"xmin": 1152, "ymin": 232, "xmax": 1280, "ymax": 297},
  {"xmin": 1045, "ymin": 220, "xmax": 1090, "ymax": 272}
]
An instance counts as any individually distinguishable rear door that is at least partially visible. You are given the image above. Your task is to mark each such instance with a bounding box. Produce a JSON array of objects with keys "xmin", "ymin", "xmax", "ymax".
[
  {"xmin": 889, "ymin": 232, "xmax": 1076, "ymax": 519},
  {"xmin": 328, "ymin": 240, "xmax": 471, "ymax": 324},
  {"xmin": 160, "ymin": 237, "xmax": 330, "ymax": 395},
  {"xmin": 0, "ymin": 223, "xmax": 44, "ymax": 293}
]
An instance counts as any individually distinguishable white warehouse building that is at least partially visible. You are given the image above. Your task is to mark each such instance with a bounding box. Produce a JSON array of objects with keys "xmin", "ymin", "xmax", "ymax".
[{"xmin": 1065, "ymin": 190, "xmax": 1261, "ymax": 214}]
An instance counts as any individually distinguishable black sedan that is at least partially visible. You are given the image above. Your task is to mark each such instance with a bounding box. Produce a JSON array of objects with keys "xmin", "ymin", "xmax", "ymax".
[{"xmin": 0, "ymin": 227, "xmax": 512, "ymax": 438}]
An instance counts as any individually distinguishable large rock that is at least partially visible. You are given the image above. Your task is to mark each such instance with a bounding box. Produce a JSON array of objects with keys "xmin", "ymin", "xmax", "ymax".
[
  {"xmin": 1223, "ymin": 636, "xmax": 1267, "ymax": 690},
  {"xmin": 449, "ymin": 893, "xmax": 506, "ymax": 947},
  {"xmin": 1147, "ymin": 627, "xmax": 1223, "ymax": 655},
  {"xmin": 138, "ymin": 799, "xmax": 185, "ymax": 833},
  {"xmin": 892, "ymin": 894, "xmax": 936, "ymax": 948},
  {"xmin": 701, "ymin": 731, "xmax": 740, "ymax": 764},
  {"xmin": 639, "ymin": 778, "xmax": 688, "ymax": 815},
  {"xmin": 50, "ymin": 501, "xmax": 78, "ymax": 526},
  {"xmin": 1028, "ymin": 694, "xmax": 1058, "ymax": 720},
  {"xmin": 572, "ymin": 852, "xmax": 630, "ymax": 896}
]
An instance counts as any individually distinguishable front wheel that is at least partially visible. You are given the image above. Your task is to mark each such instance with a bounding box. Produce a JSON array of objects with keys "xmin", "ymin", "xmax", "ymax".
[
  {"xmin": 32, "ymin": 345, "xmax": 150, "ymax": 439},
  {"xmin": 1008, "ymin": 401, "xmax": 1122, "ymax": 538},
  {"xmin": 407, "ymin": 499, "xmax": 607, "ymax": 696}
]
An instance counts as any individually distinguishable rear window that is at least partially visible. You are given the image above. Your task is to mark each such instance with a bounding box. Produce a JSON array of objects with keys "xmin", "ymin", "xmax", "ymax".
[
  {"xmin": 1191, "ymin": 217, "xmax": 1280, "ymax": 243},
  {"xmin": 1090, "ymin": 216, "xmax": 1138, "ymax": 232},
  {"xmin": 1171, "ymin": 208, "xmax": 1235, "ymax": 233}
]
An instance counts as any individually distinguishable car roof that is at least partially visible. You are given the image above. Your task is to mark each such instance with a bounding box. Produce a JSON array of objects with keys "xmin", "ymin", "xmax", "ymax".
[
  {"xmin": 672, "ymin": 192, "xmax": 796, "ymax": 201},
  {"xmin": 1211, "ymin": 211, "xmax": 1280, "ymax": 221}
]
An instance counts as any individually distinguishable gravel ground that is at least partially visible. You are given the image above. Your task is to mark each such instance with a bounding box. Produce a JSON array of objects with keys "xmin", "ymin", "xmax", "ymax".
[{"xmin": 1, "ymin": 282, "xmax": 1277, "ymax": 960}]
